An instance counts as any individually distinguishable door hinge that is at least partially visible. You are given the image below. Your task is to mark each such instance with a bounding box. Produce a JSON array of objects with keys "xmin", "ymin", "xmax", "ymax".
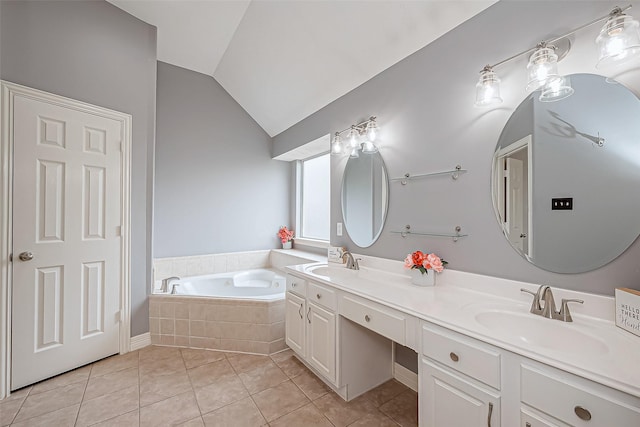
[
  {"xmin": 115, "ymin": 310, "xmax": 122, "ymax": 323},
  {"xmin": 116, "ymin": 226, "xmax": 121, "ymax": 236},
  {"xmin": 9, "ymin": 253, "xmax": 12, "ymax": 262}
]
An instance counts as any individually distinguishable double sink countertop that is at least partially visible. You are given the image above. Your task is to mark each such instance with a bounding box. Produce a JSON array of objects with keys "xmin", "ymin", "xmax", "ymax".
[{"xmin": 286, "ymin": 260, "xmax": 640, "ymax": 399}]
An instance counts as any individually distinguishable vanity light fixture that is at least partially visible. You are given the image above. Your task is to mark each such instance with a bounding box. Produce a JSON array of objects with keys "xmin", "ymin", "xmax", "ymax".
[
  {"xmin": 331, "ymin": 116, "xmax": 379, "ymax": 157},
  {"xmin": 475, "ymin": 4, "xmax": 638, "ymax": 107}
]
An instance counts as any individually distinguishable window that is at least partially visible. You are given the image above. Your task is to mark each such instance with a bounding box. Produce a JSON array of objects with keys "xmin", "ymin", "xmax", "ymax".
[{"xmin": 299, "ymin": 153, "xmax": 330, "ymax": 241}]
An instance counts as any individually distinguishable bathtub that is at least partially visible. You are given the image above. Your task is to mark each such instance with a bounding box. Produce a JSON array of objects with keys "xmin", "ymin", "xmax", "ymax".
[
  {"xmin": 150, "ymin": 267, "xmax": 288, "ymax": 354},
  {"xmin": 156, "ymin": 268, "xmax": 285, "ymax": 300}
]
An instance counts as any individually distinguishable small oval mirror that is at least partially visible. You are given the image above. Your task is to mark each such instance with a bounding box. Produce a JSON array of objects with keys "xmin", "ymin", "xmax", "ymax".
[{"xmin": 341, "ymin": 152, "xmax": 389, "ymax": 248}]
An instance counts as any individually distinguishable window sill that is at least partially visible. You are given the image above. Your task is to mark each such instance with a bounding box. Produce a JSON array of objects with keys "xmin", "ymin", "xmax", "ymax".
[{"xmin": 294, "ymin": 238, "xmax": 330, "ymax": 250}]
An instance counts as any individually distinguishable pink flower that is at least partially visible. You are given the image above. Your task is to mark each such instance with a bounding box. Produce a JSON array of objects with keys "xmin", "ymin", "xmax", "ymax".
[
  {"xmin": 277, "ymin": 226, "xmax": 294, "ymax": 243},
  {"xmin": 404, "ymin": 254, "xmax": 414, "ymax": 269},
  {"xmin": 425, "ymin": 253, "xmax": 444, "ymax": 273}
]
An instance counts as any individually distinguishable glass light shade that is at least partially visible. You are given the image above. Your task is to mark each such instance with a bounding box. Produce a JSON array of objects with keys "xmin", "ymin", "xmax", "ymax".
[
  {"xmin": 539, "ymin": 76, "xmax": 574, "ymax": 102},
  {"xmin": 474, "ymin": 68, "xmax": 503, "ymax": 107},
  {"xmin": 596, "ymin": 14, "xmax": 640, "ymax": 68},
  {"xmin": 361, "ymin": 140, "xmax": 378, "ymax": 153},
  {"xmin": 365, "ymin": 120, "xmax": 378, "ymax": 142},
  {"xmin": 349, "ymin": 146, "xmax": 360, "ymax": 158},
  {"xmin": 526, "ymin": 46, "xmax": 559, "ymax": 92},
  {"xmin": 330, "ymin": 133, "xmax": 343, "ymax": 155},
  {"xmin": 348, "ymin": 127, "xmax": 360, "ymax": 149}
]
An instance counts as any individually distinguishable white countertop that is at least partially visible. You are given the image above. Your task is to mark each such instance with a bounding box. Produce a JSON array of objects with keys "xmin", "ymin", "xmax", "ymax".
[{"xmin": 285, "ymin": 260, "xmax": 640, "ymax": 399}]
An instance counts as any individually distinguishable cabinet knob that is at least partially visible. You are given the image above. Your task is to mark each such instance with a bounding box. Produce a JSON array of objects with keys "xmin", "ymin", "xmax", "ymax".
[
  {"xmin": 449, "ymin": 352, "xmax": 459, "ymax": 362},
  {"xmin": 574, "ymin": 406, "xmax": 592, "ymax": 421},
  {"xmin": 291, "ymin": 282, "xmax": 297, "ymax": 287},
  {"xmin": 316, "ymin": 293, "xmax": 322, "ymax": 299},
  {"xmin": 525, "ymin": 423, "xmax": 531, "ymax": 427},
  {"xmin": 364, "ymin": 315, "xmax": 371, "ymax": 322}
]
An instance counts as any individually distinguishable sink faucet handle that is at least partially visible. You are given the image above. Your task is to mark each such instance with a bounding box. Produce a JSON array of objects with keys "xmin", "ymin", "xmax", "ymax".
[
  {"xmin": 558, "ymin": 298, "xmax": 584, "ymax": 322},
  {"xmin": 521, "ymin": 288, "xmax": 542, "ymax": 313}
]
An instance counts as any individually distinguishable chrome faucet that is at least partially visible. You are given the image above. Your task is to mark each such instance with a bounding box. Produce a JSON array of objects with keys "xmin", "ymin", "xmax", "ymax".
[
  {"xmin": 521, "ymin": 285, "xmax": 583, "ymax": 322},
  {"xmin": 161, "ymin": 276, "xmax": 180, "ymax": 293},
  {"xmin": 342, "ymin": 251, "xmax": 360, "ymax": 270}
]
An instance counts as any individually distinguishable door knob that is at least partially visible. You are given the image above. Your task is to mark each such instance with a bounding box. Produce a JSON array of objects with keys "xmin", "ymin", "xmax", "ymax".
[{"xmin": 18, "ymin": 251, "xmax": 34, "ymax": 261}]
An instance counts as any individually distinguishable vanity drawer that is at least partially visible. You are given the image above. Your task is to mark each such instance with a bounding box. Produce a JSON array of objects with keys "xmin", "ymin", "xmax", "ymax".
[
  {"xmin": 307, "ymin": 281, "xmax": 337, "ymax": 311},
  {"xmin": 340, "ymin": 294, "xmax": 406, "ymax": 345},
  {"xmin": 521, "ymin": 364, "xmax": 640, "ymax": 427},
  {"xmin": 286, "ymin": 275, "xmax": 306, "ymax": 297},
  {"xmin": 421, "ymin": 322, "xmax": 501, "ymax": 390}
]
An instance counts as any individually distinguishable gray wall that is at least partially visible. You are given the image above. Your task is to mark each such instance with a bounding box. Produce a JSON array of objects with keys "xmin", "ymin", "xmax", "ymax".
[
  {"xmin": 154, "ymin": 62, "xmax": 289, "ymax": 257},
  {"xmin": 0, "ymin": 0, "xmax": 157, "ymax": 336},
  {"xmin": 273, "ymin": 0, "xmax": 640, "ymax": 298}
]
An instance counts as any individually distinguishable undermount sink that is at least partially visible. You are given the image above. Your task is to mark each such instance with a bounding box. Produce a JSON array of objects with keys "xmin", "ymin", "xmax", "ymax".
[
  {"xmin": 474, "ymin": 310, "xmax": 609, "ymax": 355},
  {"xmin": 305, "ymin": 264, "xmax": 354, "ymax": 278}
]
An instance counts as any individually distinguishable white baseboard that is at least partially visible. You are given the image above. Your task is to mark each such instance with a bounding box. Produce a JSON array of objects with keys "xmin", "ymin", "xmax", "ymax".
[
  {"xmin": 394, "ymin": 362, "xmax": 418, "ymax": 392},
  {"xmin": 130, "ymin": 332, "xmax": 151, "ymax": 351}
]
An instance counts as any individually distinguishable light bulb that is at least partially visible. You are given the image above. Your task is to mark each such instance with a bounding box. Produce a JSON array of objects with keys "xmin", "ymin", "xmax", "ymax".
[
  {"xmin": 330, "ymin": 133, "xmax": 343, "ymax": 155},
  {"xmin": 365, "ymin": 119, "xmax": 378, "ymax": 142},
  {"xmin": 348, "ymin": 127, "xmax": 360, "ymax": 149},
  {"xmin": 474, "ymin": 66, "xmax": 502, "ymax": 107},
  {"xmin": 526, "ymin": 46, "xmax": 559, "ymax": 92},
  {"xmin": 596, "ymin": 12, "xmax": 640, "ymax": 69}
]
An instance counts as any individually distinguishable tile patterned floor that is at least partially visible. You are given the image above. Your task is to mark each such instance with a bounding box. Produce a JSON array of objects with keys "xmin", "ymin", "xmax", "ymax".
[{"xmin": 0, "ymin": 346, "xmax": 418, "ymax": 427}]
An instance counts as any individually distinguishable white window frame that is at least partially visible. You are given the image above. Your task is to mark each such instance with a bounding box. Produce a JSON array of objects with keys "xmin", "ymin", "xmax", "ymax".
[{"xmin": 295, "ymin": 152, "xmax": 330, "ymax": 249}]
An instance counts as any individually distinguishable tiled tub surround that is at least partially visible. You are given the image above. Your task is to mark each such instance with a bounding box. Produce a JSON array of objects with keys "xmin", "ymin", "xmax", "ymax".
[
  {"xmin": 149, "ymin": 295, "xmax": 286, "ymax": 354},
  {"xmin": 150, "ymin": 249, "xmax": 325, "ymax": 354},
  {"xmin": 153, "ymin": 248, "xmax": 325, "ymax": 287}
]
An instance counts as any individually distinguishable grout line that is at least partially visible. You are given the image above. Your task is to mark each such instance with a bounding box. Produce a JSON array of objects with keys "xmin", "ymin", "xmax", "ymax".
[
  {"xmin": 6, "ymin": 386, "xmax": 32, "ymax": 426},
  {"xmin": 73, "ymin": 365, "xmax": 92, "ymax": 426},
  {"xmin": 137, "ymin": 349, "xmax": 141, "ymax": 426}
]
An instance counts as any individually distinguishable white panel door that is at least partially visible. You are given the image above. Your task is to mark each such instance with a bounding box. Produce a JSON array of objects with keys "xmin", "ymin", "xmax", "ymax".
[
  {"xmin": 307, "ymin": 302, "xmax": 336, "ymax": 383},
  {"xmin": 506, "ymin": 157, "xmax": 525, "ymax": 252},
  {"xmin": 11, "ymin": 94, "xmax": 122, "ymax": 389}
]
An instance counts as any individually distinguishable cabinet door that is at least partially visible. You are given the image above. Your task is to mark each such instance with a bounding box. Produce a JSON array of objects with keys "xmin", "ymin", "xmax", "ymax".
[
  {"xmin": 307, "ymin": 302, "xmax": 336, "ymax": 383},
  {"xmin": 420, "ymin": 358, "xmax": 500, "ymax": 427},
  {"xmin": 285, "ymin": 292, "xmax": 306, "ymax": 357}
]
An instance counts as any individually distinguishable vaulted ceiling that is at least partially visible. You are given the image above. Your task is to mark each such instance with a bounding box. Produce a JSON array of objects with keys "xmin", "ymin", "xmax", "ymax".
[{"xmin": 108, "ymin": 1, "xmax": 496, "ymax": 136}]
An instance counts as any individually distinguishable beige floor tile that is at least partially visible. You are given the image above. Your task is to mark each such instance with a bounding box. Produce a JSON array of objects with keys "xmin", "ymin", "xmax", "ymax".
[
  {"xmin": 84, "ymin": 366, "xmax": 139, "ymax": 401},
  {"xmin": 270, "ymin": 402, "xmax": 333, "ymax": 427},
  {"xmin": 270, "ymin": 350, "xmax": 307, "ymax": 378},
  {"xmin": 238, "ymin": 361, "xmax": 288, "ymax": 394},
  {"xmin": 14, "ymin": 381, "xmax": 85, "ymax": 423},
  {"xmin": 181, "ymin": 348, "xmax": 226, "ymax": 369},
  {"xmin": 138, "ymin": 345, "xmax": 182, "ymax": 362},
  {"xmin": 0, "ymin": 398, "xmax": 24, "ymax": 426},
  {"xmin": 90, "ymin": 351, "xmax": 139, "ymax": 378},
  {"xmin": 361, "ymin": 380, "xmax": 409, "ymax": 407},
  {"xmin": 346, "ymin": 411, "xmax": 400, "ymax": 427},
  {"xmin": 226, "ymin": 353, "xmax": 272, "ymax": 374},
  {"xmin": 139, "ymin": 355, "xmax": 186, "ymax": 377},
  {"xmin": 75, "ymin": 384, "xmax": 139, "ymax": 427},
  {"xmin": 313, "ymin": 392, "xmax": 379, "ymax": 427},
  {"xmin": 251, "ymin": 380, "xmax": 309, "ymax": 422},
  {"xmin": 290, "ymin": 369, "xmax": 330, "ymax": 401},
  {"xmin": 140, "ymin": 371, "xmax": 193, "ymax": 407},
  {"xmin": 187, "ymin": 359, "xmax": 235, "ymax": 389},
  {"xmin": 91, "ymin": 409, "xmax": 139, "ymax": 426},
  {"xmin": 194, "ymin": 373, "xmax": 248, "ymax": 414},
  {"xmin": 1, "ymin": 386, "xmax": 31, "ymax": 403},
  {"xmin": 29, "ymin": 365, "xmax": 91, "ymax": 395},
  {"xmin": 177, "ymin": 416, "xmax": 205, "ymax": 426},
  {"xmin": 379, "ymin": 390, "xmax": 418, "ymax": 427},
  {"xmin": 201, "ymin": 397, "xmax": 266, "ymax": 427},
  {"xmin": 9, "ymin": 403, "xmax": 79, "ymax": 427},
  {"xmin": 140, "ymin": 390, "xmax": 201, "ymax": 427}
]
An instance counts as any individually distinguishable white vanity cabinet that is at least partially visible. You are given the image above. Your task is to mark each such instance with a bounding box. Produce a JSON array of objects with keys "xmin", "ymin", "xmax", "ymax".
[
  {"xmin": 420, "ymin": 322, "xmax": 501, "ymax": 427},
  {"xmin": 285, "ymin": 274, "xmax": 337, "ymax": 383}
]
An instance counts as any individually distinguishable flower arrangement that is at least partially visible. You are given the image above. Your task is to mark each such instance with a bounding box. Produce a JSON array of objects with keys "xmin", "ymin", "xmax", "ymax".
[
  {"xmin": 277, "ymin": 226, "xmax": 295, "ymax": 244},
  {"xmin": 404, "ymin": 250, "xmax": 447, "ymax": 275}
]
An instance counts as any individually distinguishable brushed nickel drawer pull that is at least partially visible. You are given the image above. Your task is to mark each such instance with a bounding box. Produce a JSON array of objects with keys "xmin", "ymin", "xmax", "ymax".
[
  {"xmin": 291, "ymin": 282, "xmax": 297, "ymax": 287},
  {"xmin": 316, "ymin": 293, "xmax": 322, "ymax": 299},
  {"xmin": 306, "ymin": 307, "xmax": 311, "ymax": 324},
  {"xmin": 298, "ymin": 304, "xmax": 303, "ymax": 319},
  {"xmin": 574, "ymin": 406, "xmax": 592, "ymax": 421},
  {"xmin": 450, "ymin": 352, "xmax": 459, "ymax": 362},
  {"xmin": 487, "ymin": 402, "xmax": 493, "ymax": 427},
  {"xmin": 364, "ymin": 315, "xmax": 371, "ymax": 322},
  {"xmin": 526, "ymin": 423, "xmax": 531, "ymax": 427}
]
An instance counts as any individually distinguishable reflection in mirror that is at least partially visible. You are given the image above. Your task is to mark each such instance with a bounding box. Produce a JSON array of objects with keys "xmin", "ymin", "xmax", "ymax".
[
  {"xmin": 492, "ymin": 73, "xmax": 640, "ymax": 273},
  {"xmin": 341, "ymin": 152, "xmax": 389, "ymax": 248}
]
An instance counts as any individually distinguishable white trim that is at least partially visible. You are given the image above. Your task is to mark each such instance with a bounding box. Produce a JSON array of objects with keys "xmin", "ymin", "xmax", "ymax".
[
  {"xmin": 394, "ymin": 362, "xmax": 418, "ymax": 392},
  {"xmin": 0, "ymin": 81, "xmax": 132, "ymax": 399},
  {"xmin": 130, "ymin": 333, "xmax": 151, "ymax": 351},
  {"xmin": 293, "ymin": 237, "xmax": 329, "ymax": 250}
]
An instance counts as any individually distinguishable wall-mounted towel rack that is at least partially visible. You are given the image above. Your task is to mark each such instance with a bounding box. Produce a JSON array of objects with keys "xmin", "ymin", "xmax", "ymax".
[
  {"xmin": 390, "ymin": 225, "xmax": 468, "ymax": 242},
  {"xmin": 391, "ymin": 165, "xmax": 467, "ymax": 185}
]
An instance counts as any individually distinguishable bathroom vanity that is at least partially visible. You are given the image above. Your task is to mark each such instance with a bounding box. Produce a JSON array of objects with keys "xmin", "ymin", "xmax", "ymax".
[{"xmin": 285, "ymin": 260, "xmax": 640, "ymax": 427}]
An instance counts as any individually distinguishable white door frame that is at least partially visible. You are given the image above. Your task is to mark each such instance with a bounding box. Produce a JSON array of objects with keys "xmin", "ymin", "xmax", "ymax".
[{"xmin": 0, "ymin": 81, "xmax": 132, "ymax": 399}]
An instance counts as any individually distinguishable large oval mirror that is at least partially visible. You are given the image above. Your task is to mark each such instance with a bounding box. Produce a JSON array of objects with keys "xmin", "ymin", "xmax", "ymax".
[
  {"xmin": 341, "ymin": 152, "xmax": 389, "ymax": 248},
  {"xmin": 492, "ymin": 73, "xmax": 640, "ymax": 273}
]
